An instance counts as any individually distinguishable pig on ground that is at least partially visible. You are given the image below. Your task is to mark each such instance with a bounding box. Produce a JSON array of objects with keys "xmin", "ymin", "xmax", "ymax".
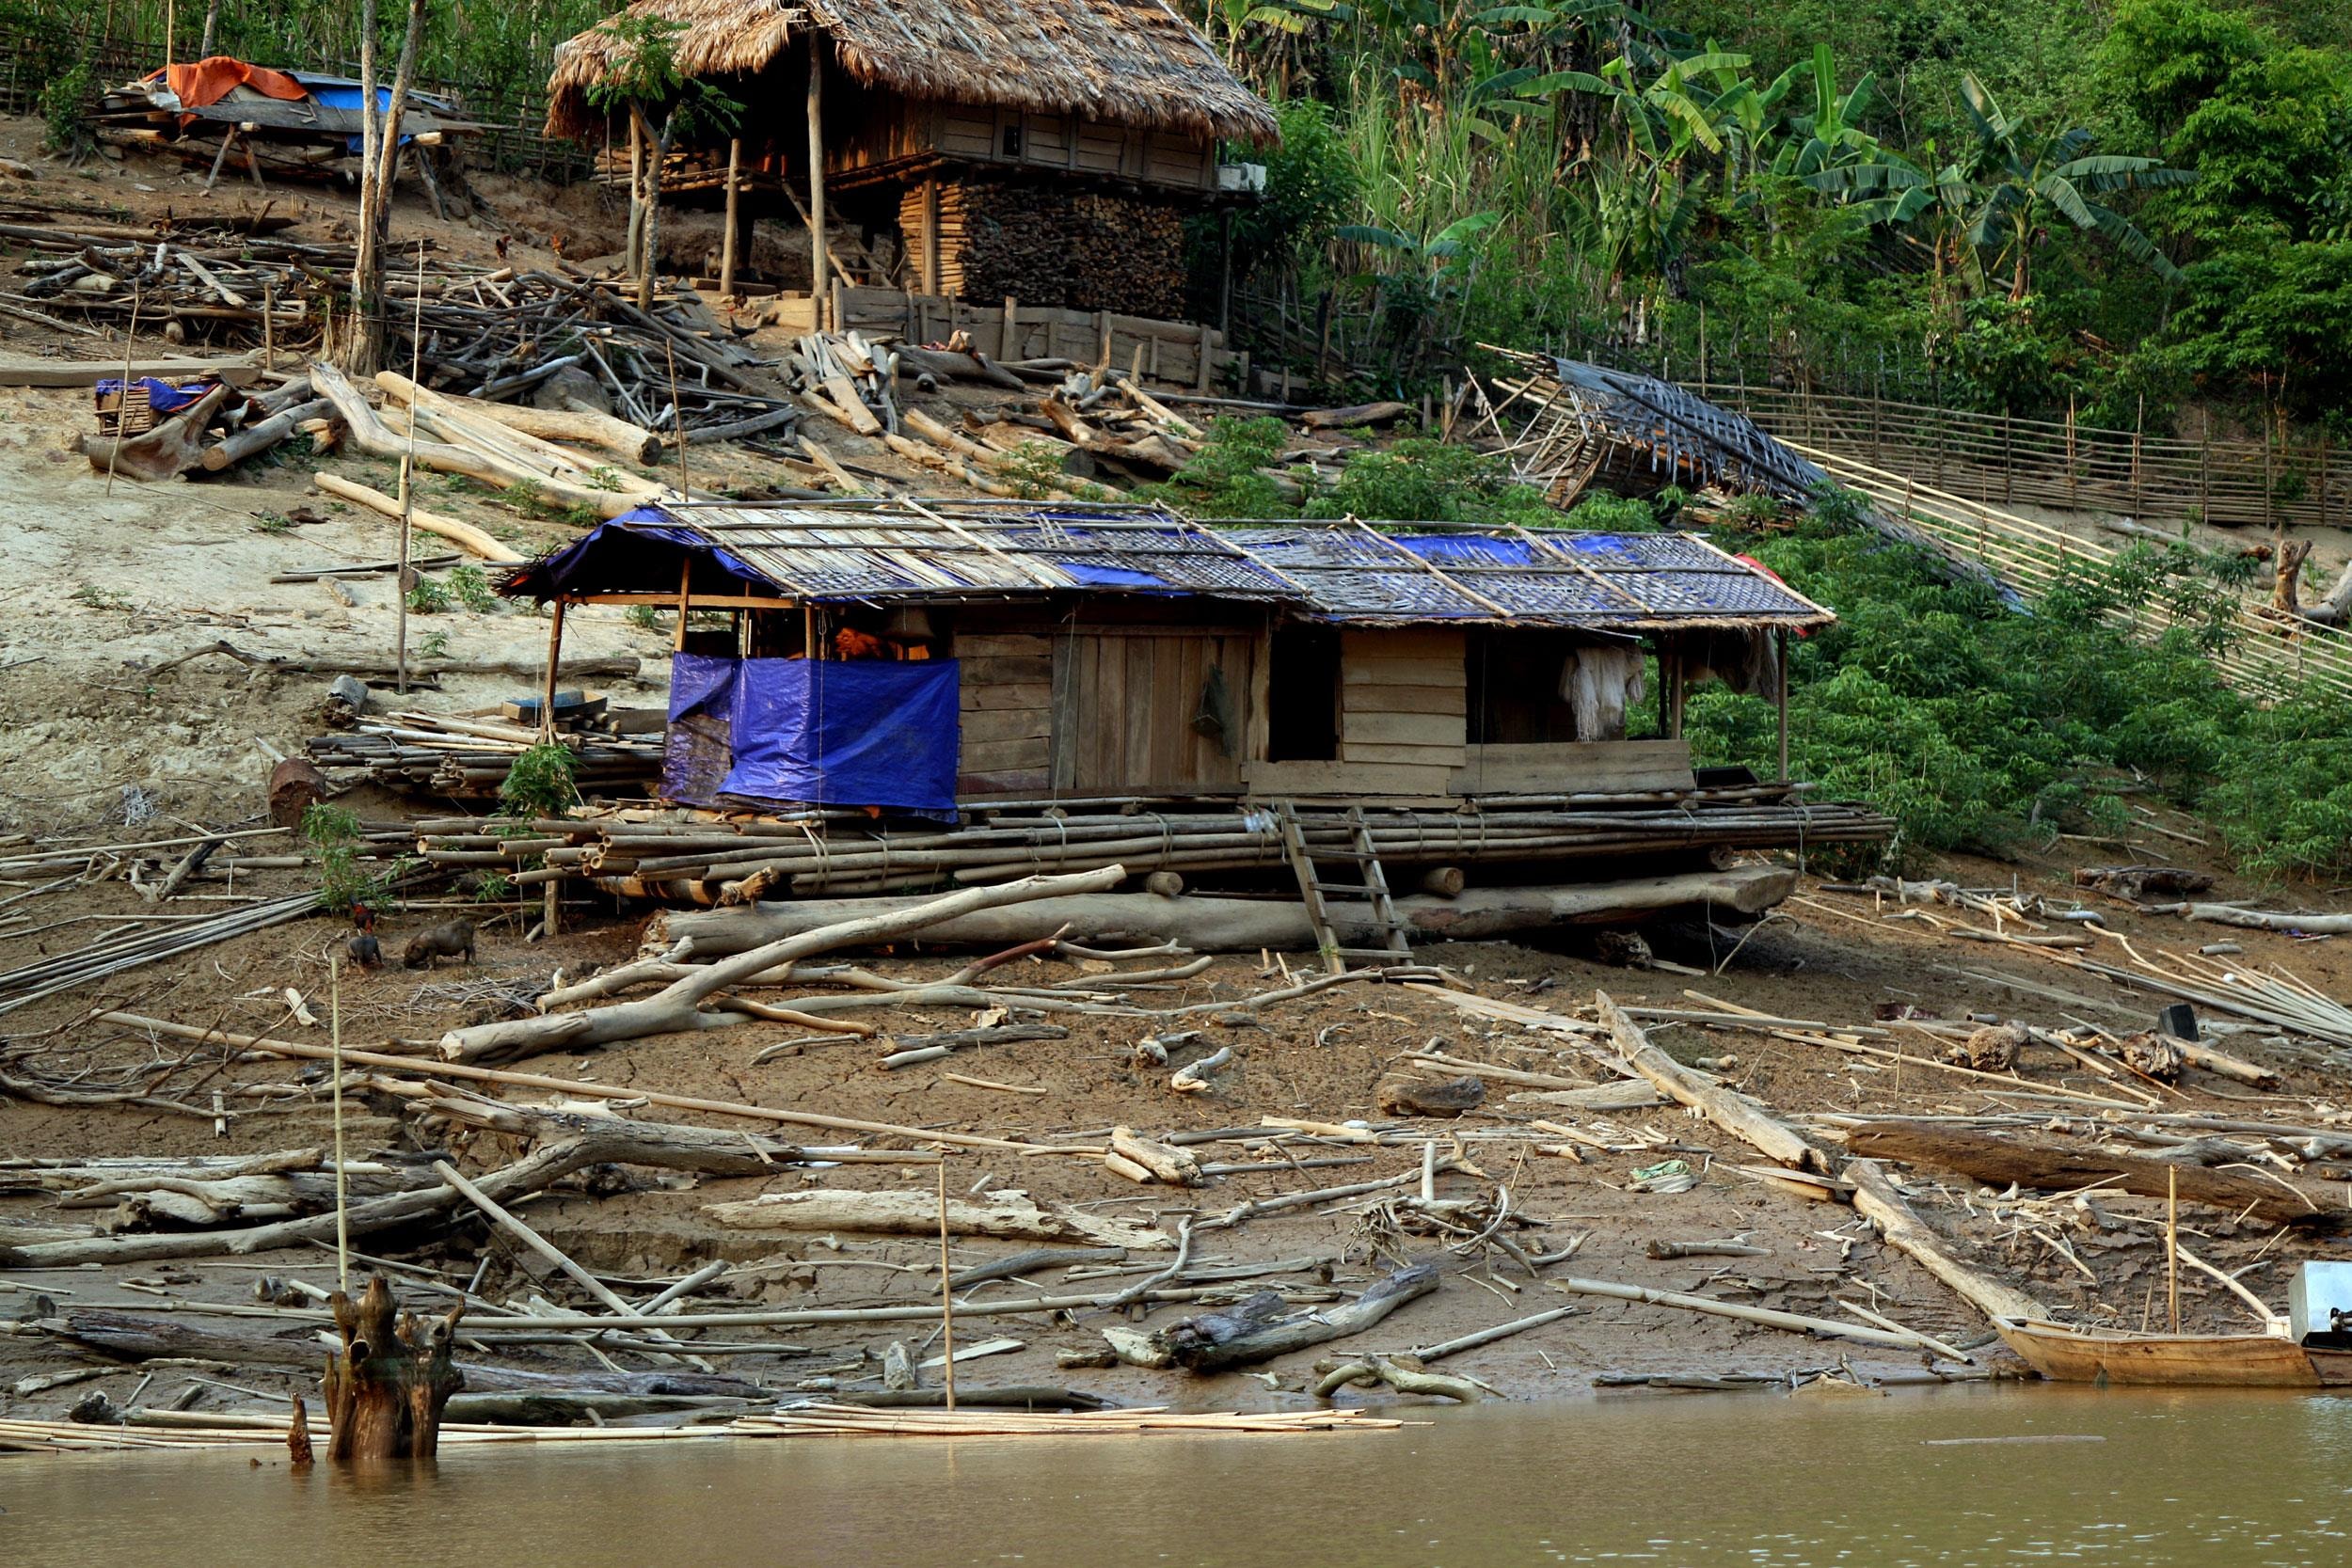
[{"xmin": 403, "ymin": 918, "xmax": 476, "ymax": 970}]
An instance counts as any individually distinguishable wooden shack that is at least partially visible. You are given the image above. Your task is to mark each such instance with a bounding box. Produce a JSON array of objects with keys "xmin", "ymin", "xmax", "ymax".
[
  {"xmin": 543, "ymin": 0, "xmax": 1277, "ymax": 320},
  {"xmin": 496, "ymin": 501, "xmax": 1893, "ymax": 935}
]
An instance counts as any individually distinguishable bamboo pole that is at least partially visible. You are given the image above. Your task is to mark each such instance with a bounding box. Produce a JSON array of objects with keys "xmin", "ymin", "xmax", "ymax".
[
  {"xmin": 719, "ymin": 137, "xmax": 741, "ymax": 297},
  {"xmin": 331, "ymin": 952, "xmax": 349, "ymax": 1294},
  {"xmin": 936, "ymin": 1159, "xmax": 957, "ymax": 1411},
  {"xmin": 806, "ymin": 38, "xmax": 828, "ymax": 329}
]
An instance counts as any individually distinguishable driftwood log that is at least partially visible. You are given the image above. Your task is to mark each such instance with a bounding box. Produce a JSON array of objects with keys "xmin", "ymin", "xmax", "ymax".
[
  {"xmin": 1102, "ymin": 1261, "xmax": 1438, "ymax": 1371},
  {"xmin": 1597, "ymin": 991, "xmax": 1825, "ymax": 1173},
  {"xmin": 649, "ymin": 868, "xmax": 1799, "ymax": 958},
  {"xmin": 324, "ymin": 1275, "xmax": 463, "ymax": 1461},
  {"xmin": 1844, "ymin": 1120, "xmax": 2340, "ymax": 1226},
  {"xmin": 703, "ymin": 1187, "xmax": 1170, "ymax": 1249},
  {"xmin": 438, "ymin": 865, "xmax": 1124, "ymax": 1062},
  {"xmin": 1845, "ymin": 1160, "xmax": 2046, "ymax": 1323}
]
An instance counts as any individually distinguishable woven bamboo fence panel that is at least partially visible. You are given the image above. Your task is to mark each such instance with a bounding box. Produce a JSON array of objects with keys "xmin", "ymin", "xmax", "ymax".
[{"xmin": 1795, "ymin": 443, "xmax": 2352, "ymax": 705}]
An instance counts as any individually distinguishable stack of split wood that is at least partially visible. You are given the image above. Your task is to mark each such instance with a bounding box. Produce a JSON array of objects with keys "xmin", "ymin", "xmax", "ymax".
[
  {"xmin": 307, "ymin": 710, "xmax": 663, "ymax": 800},
  {"xmin": 914, "ymin": 182, "xmax": 1187, "ymax": 320},
  {"xmin": 410, "ymin": 786, "xmax": 1893, "ymax": 904}
]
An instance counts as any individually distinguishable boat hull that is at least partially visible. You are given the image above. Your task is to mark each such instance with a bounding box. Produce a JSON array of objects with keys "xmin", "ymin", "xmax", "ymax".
[{"xmin": 1994, "ymin": 1317, "xmax": 2352, "ymax": 1387}]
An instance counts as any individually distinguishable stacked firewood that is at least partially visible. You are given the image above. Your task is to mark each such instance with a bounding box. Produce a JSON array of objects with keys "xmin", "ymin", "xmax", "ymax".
[
  {"xmin": 307, "ymin": 710, "xmax": 664, "ymax": 800},
  {"xmin": 933, "ymin": 181, "xmax": 1186, "ymax": 319}
]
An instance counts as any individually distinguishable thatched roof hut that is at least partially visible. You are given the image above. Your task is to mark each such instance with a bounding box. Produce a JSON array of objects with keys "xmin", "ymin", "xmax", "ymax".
[{"xmin": 544, "ymin": 0, "xmax": 1279, "ymax": 146}]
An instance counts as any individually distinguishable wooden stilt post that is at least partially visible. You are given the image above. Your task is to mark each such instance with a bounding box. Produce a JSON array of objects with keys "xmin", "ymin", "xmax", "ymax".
[
  {"xmin": 937, "ymin": 1157, "xmax": 958, "ymax": 1410},
  {"xmin": 540, "ymin": 599, "xmax": 566, "ymax": 741},
  {"xmin": 807, "ymin": 38, "xmax": 828, "ymax": 329},
  {"xmin": 1774, "ymin": 628, "xmax": 1790, "ymax": 784},
  {"xmin": 719, "ymin": 136, "xmax": 741, "ymax": 297}
]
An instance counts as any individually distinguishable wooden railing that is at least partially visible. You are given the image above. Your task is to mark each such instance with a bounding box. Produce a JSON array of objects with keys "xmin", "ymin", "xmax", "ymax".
[
  {"xmin": 1797, "ymin": 442, "xmax": 2352, "ymax": 705},
  {"xmin": 1695, "ymin": 383, "xmax": 2350, "ymax": 533}
]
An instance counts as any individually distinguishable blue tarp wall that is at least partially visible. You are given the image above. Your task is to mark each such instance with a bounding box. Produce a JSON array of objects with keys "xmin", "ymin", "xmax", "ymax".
[{"xmin": 665, "ymin": 655, "xmax": 961, "ymax": 816}]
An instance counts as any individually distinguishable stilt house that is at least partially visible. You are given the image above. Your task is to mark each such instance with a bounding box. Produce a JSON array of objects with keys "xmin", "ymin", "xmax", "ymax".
[
  {"xmin": 543, "ymin": 0, "xmax": 1278, "ymax": 322},
  {"xmin": 499, "ymin": 499, "xmax": 1893, "ymax": 927}
]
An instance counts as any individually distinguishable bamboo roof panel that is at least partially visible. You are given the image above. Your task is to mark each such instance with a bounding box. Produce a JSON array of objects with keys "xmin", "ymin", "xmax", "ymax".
[{"xmin": 503, "ymin": 499, "xmax": 1835, "ymax": 630}]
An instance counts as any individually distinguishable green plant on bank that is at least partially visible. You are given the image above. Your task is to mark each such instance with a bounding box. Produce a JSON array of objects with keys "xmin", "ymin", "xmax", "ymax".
[
  {"xmin": 301, "ymin": 801, "xmax": 390, "ymax": 915},
  {"xmin": 585, "ymin": 467, "xmax": 628, "ymax": 493},
  {"xmin": 405, "ymin": 577, "xmax": 453, "ymax": 615},
  {"xmin": 999, "ymin": 440, "xmax": 1077, "ymax": 500},
  {"xmin": 250, "ymin": 512, "xmax": 294, "ymax": 534},
  {"xmin": 419, "ymin": 630, "xmax": 452, "ymax": 660},
  {"xmin": 39, "ymin": 48, "xmax": 93, "ymax": 154},
  {"xmin": 626, "ymin": 604, "xmax": 666, "ymax": 633},
  {"xmin": 503, "ymin": 478, "xmax": 548, "ymax": 515},
  {"xmin": 557, "ymin": 502, "xmax": 603, "ymax": 528},
  {"xmin": 72, "ymin": 583, "xmax": 132, "ymax": 610},
  {"xmin": 500, "ymin": 740, "xmax": 580, "ymax": 822},
  {"xmin": 446, "ymin": 565, "xmax": 499, "ymax": 613}
]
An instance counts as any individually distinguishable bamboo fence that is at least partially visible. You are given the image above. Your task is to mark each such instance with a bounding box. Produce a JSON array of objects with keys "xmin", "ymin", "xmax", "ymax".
[
  {"xmin": 1791, "ymin": 442, "xmax": 2352, "ymax": 704},
  {"xmin": 1703, "ymin": 384, "xmax": 2348, "ymax": 533}
]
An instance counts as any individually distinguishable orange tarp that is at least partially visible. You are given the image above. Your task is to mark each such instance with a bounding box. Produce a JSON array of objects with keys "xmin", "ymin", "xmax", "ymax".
[{"xmin": 159, "ymin": 57, "xmax": 307, "ymax": 111}]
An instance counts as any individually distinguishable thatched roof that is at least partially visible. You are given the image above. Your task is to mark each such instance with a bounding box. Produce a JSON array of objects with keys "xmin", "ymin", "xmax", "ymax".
[{"xmin": 545, "ymin": 0, "xmax": 1279, "ymax": 146}]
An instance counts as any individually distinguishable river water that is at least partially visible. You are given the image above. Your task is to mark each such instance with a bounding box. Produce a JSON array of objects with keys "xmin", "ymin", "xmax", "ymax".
[{"xmin": 7, "ymin": 1387, "xmax": 2350, "ymax": 1566}]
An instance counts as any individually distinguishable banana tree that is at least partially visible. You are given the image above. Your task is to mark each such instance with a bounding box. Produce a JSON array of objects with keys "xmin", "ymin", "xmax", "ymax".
[{"xmin": 1814, "ymin": 73, "xmax": 2194, "ymax": 299}]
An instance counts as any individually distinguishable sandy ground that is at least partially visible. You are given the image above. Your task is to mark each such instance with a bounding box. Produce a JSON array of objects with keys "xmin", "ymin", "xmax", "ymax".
[
  {"xmin": 5, "ymin": 837, "xmax": 2350, "ymax": 1419},
  {"xmin": 4, "ymin": 118, "xmax": 2352, "ymax": 1428}
]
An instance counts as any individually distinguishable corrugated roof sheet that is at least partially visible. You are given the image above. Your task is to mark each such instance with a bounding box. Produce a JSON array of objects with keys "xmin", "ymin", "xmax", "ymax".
[{"xmin": 504, "ymin": 499, "xmax": 1834, "ymax": 630}]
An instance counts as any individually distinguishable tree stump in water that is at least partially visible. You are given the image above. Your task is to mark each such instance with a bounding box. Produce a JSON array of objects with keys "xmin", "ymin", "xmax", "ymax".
[{"xmin": 324, "ymin": 1275, "xmax": 464, "ymax": 1460}]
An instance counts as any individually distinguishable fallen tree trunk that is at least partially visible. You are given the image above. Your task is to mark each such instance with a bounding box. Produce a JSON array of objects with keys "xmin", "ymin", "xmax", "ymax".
[
  {"xmin": 377, "ymin": 371, "xmax": 660, "ymax": 465},
  {"xmin": 1844, "ymin": 1120, "xmax": 2340, "ymax": 1226},
  {"xmin": 440, "ymin": 865, "xmax": 1124, "ymax": 1062},
  {"xmin": 647, "ymin": 867, "xmax": 1798, "ymax": 958},
  {"xmin": 703, "ymin": 1187, "xmax": 1170, "ymax": 1250},
  {"xmin": 1102, "ymin": 1261, "xmax": 1438, "ymax": 1372},
  {"xmin": 199, "ymin": 397, "xmax": 332, "ymax": 471},
  {"xmin": 1846, "ymin": 1159, "xmax": 2046, "ymax": 1323},
  {"xmin": 0, "ymin": 1125, "xmax": 815, "ymax": 1269},
  {"xmin": 1597, "ymin": 991, "xmax": 1825, "ymax": 1173},
  {"xmin": 313, "ymin": 471, "xmax": 521, "ymax": 563},
  {"xmin": 2148, "ymin": 902, "xmax": 2352, "ymax": 937}
]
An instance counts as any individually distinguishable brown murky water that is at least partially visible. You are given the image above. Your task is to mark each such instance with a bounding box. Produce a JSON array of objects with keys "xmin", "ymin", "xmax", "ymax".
[{"xmin": 7, "ymin": 1387, "xmax": 2351, "ymax": 1566}]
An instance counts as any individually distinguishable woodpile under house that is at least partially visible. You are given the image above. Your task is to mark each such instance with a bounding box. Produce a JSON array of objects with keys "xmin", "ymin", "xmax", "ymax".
[
  {"xmin": 481, "ymin": 499, "xmax": 1892, "ymax": 952},
  {"xmin": 543, "ymin": 0, "xmax": 1276, "ymax": 333}
]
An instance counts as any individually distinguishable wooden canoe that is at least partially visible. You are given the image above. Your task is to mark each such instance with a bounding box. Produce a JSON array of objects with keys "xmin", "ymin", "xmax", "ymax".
[{"xmin": 1994, "ymin": 1317, "xmax": 2352, "ymax": 1387}]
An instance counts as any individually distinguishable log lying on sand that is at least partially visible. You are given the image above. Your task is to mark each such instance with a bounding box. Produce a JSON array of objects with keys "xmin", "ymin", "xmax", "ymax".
[
  {"xmin": 1846, "ymin": 1160, "xmax": 2047, "ymax": 1324},
  {"xmin": 648, "ymin": 867, "xmax": 1799, "ymax": 958},
  {"xmin": 1844, "ymin": 1120, "xmax": 2343, "ymax": 1226},
  {"xmin": 377, "ymin": 370, "xmax": 660, "ymax": 465},
  {"xmin": 704, "ymin": 1188, "xmax": 1171, "ymax": 1250},
  {"xmin": 441, "ymin": 866, "xmax": 1125, "ymax": 1062},
  {"xmin": 313, "ymin": 472, "xmax": 521, "ymax": 563},
  {"xmin": 1597, "ymin": 990, "xmax": 1826, "ymax": 1173},
  {"xmin": 1103, "ymin": 1262, "xmax": 1439, "ymax": 1372},
  {"xmin": 0, "ymin": 1124, "xmax": 842, "ymax": 1270}
]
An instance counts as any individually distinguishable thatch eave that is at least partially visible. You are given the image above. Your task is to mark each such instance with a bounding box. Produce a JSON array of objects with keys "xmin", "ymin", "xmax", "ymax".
[{"xmin": 544, "ymin": 0, "xmax": 1278, "ymax": 148}]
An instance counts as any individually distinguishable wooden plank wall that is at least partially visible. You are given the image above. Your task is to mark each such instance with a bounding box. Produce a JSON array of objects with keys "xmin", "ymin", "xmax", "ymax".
[
  {"xmin": 1338, "ymin": 629, "xmax": 1468, "ymax": 769},
  {"xmin": 955, "ymin": 634, "xmax": 1055, "ymax": 796},
  {"xmin": 1052, "ymin": 626, "xmax": 1258, "ymax": 794},
  {"xmin": 1452, "ymin": 740, "xmax": 1696, "ymax": 796}
]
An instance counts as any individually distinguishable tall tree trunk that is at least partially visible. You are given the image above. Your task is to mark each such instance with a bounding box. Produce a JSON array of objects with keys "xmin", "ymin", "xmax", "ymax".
[
  {"xmin": 625, "ymin": 110, "xmax": 647, "ymax": 285},
  {"xmin": 198, "ymin": 0, "xmax": 219, "ymax": 55},
  {"xmin": 340, "ymin": 0, "xmax": 428, "ymax": 374}
]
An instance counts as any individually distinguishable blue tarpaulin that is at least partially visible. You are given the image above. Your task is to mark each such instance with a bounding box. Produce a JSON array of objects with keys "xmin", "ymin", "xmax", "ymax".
[
  {"xmin": 663, "ymin": 655, "xmax": 961, "ymax": 816},
  {"xmin": 95, "ymin": 378, "xmax": 215, "ymax": 416}
]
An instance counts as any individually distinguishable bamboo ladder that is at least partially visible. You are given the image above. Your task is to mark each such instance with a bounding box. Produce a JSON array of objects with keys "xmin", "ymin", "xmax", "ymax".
[{"xmin": 1271, "ymin": 802, "xmax": 1413, "ymax": 975}]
